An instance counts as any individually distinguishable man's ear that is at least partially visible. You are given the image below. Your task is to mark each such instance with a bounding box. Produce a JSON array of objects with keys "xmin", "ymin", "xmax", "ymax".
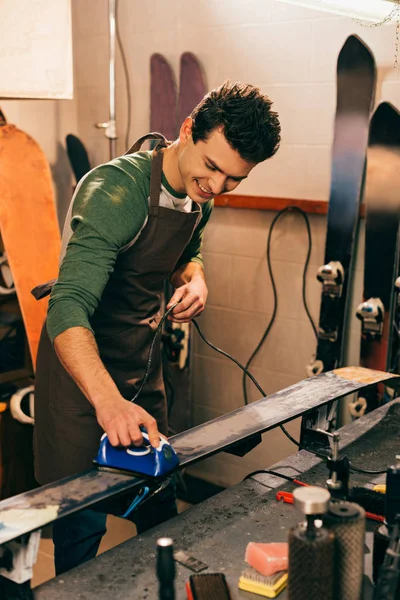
[{"xmin": 179, "ymin": 117, "xmax": 193, "ymax": 145}]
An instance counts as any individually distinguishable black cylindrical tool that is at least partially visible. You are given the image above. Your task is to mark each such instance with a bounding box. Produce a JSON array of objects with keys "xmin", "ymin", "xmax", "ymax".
[
  {"xmin": 373, "ymin": 520, "xmax": 400, "ymax": 600},
  {"xmin": 324, "ymin": 500, "xmax": 365, "ymax": 600},
  {"xmin": 385, "ymin": 465, "xmax": 400, "ymax": 525},
  {"xmin": 288, "ymin": 486, "xmax": 334, "ymax": 600},
  {"xmin": 156, "ymin": 537, "xmax": 175, "ymax": 600},
  {"xmin": 373, "ymin": 465, "xmax": 400, "ymax": 584}
]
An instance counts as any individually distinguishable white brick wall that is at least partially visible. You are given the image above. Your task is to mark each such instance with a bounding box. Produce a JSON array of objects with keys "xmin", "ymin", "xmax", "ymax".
[{"xmin": 70, "ymin": 0, "xmax": 400, "ymax": 486}]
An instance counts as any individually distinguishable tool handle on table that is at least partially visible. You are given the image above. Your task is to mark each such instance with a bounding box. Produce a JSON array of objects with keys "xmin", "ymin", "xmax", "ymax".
[
  {"xmin": 157, "ymin": 538, "xmax": 175, "ymax": 600},
  {"xmin": 373, "ymin": 522, "xmax": 400, "ymax": 600}
]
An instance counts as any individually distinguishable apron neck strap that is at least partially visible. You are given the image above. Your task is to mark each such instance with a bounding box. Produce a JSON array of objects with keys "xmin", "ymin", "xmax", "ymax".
[
  {"xmin": 125, "ymin": 132, "xmax": 168, "ymax": 155},
  {"xmin": 149, "ymin": 147, "xmax": 165, "ymax": 208},
  {"xmin": 125, "ymin": 132, "xmax": 170, "ymax": 209}
]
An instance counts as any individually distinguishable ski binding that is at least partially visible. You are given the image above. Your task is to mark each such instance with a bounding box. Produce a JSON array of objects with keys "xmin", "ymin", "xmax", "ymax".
[
  {"xmin": 306, "ymin": 358, "xmax": 324, "ymax": 377},
  {"xmin": 94, "ymin": 430, "xmax": 180, "ymax": 478},
  {"xmin": 356, "ymin": 297, "xmax": 384, "ymax": 338},
  {"xmin": 318, "ymin": 327, "xmax": 338, "ymax": 343},
  {"xmin": 317, "ymin": 261, "xmax": 344, "ymax": 298},
  {"xmin": 395, "ymin": 277, "xmax": 400, "ymax": 302}
]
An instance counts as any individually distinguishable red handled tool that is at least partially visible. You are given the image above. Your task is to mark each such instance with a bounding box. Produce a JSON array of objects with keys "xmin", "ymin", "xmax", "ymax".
[{"xmin": 276, "ymin": 488, "xmax": 384, "ymax": 522}]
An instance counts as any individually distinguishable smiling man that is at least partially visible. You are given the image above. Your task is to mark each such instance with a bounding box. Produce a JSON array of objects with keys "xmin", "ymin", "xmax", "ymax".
[{"xmin": 33, "ymin": 81, "xmax": 281, "ymax": 575}]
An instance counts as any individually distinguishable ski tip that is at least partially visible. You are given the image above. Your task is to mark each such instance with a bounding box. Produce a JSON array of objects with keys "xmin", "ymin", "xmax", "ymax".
[
  {"xmin": 333, "ymin": 366, "xmax": 400, "ymax": 388},
  {"xmin": 338, "ymin": 34, "xmax": 375, "ymax": 71},
  {"xmin": 180, "ymin": 51, "xmax": 201, "ymax": 67},
  {"xmin": 370, "ymin": 102, "xmax": 400, "ymax": 147},
  {"xmin": 150, "ymin": 52, "xmax": 169, "ymax": 66}
]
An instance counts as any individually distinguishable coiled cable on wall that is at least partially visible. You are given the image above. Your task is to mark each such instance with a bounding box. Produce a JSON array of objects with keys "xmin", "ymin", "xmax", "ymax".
[{"xmin": 242, "ymin": 206, "xmax": 318, "ymax": 407}]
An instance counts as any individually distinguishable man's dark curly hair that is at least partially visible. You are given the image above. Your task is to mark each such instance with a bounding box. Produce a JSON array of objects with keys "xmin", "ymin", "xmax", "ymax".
[{"xmin": 190, "ymin": 81, "xmax": 281, "ymax": 163}]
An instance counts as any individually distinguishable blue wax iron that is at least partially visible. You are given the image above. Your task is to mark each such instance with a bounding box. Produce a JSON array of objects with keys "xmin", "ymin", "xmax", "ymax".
[{"xmin": 94, "ymin": 429, "xmax": 180, "ymax": 478}]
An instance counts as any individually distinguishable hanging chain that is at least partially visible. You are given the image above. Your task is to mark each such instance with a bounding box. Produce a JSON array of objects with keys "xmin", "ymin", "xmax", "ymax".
[
  {"xmin": 353, "ymin": 0, "xmax": 400, "ymax": 67},
  {"xmin": 353, "ymin": 1, "xmax": 400, "ymax": 28}
]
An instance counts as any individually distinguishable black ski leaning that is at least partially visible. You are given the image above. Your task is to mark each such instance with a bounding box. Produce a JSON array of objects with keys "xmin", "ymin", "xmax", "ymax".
[
  {"xmin": 302, "ymin": 35, "xmax": 376, "ymax": 448},
  {"xmin": 352, "ymin": 102, "xmax": 400, "ymax": 417}
]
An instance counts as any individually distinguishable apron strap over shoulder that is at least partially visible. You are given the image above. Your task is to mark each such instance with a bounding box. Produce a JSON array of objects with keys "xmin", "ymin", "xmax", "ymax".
[
  {"xmin": 125, "ymin": 132, "xmax": 168, "ymax": 155},
  {"xmin": 125, "ymin": 132, "xmax": 170, "ymax": 208},
  {"xmin": 33, "ymin": 133, "xmax": 169, "ymax": 300},
  {"xmin": 149, "ymin": 149, "xmax": 165, "ymax": 208}
]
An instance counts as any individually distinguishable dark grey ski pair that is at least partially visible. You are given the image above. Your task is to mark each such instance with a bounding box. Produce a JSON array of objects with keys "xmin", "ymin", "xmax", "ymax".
[{"xmin": 302, "ymin": 35, "xmax": 400, "ymax": 449}]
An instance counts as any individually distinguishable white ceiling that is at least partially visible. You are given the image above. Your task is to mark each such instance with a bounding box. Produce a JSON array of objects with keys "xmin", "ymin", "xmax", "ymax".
[{"xmin": 273, "ymin": 0, "xmax": 399, "ymax": 22}]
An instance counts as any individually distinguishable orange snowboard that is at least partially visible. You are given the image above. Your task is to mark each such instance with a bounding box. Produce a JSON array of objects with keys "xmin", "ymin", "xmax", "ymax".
[{"xmin": 0, "ymin": 120, "xmax": 61, "ymax": 369}]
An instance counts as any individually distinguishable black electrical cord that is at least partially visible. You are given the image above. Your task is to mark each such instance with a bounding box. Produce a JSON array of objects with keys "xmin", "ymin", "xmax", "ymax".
[
  {"xmin": 349, "ymin": 464, "xmax": 387, "ymax": 475},
  {"xmin": 161, "ymin": 351, "xmax": 176, "ymax": 416},
  {"xmin": 192, "ymin": 319, "xmax": 265, "ymax": 397},
  {"xmin": 130, "ymin": 304, "xmax": 178, "ymax": 403},
  {"xmin": 242, "ymin": 206, "xmax": 317, "ymax": 407},
  {"xmin": 244, "ymin": 468, "xmax": 301, "ymax": 483},
  {"xmin": 238, "ymin": 206, "xmax": 317, "ymax": 447},
  {"xmin": 305, "ymin": 447, "xmax": 389, "ymax": 475},
  {"xmin": 130, "ymin": 304, "xmax": 299, "ymax": 447},
  {"xmin": 192, "ymin": 319, "xmax": 300, "ymax": 447},
  {"xmin": 246, "ymin": 457, "xmax": 388, "ymax": 481},
  {"xmin": 115, "ymin": 0, "xmax": 132, "ymax": 150},
  {"xmin": 131, "ymin": 306, "xmax": 396, "ymax": 471},
  {"xmin": 132, "ymin": 303, "xmax": 266, "ymax": 406}
]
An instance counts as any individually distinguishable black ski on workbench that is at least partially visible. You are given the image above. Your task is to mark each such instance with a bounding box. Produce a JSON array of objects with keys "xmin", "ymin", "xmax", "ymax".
[
  {"xmin": 302, "ymin": 35, "xmax": 376, "ymax": 447},
  {"xmin": 0, "ymin": 367, "xmax": 398, "ymax": 548}
]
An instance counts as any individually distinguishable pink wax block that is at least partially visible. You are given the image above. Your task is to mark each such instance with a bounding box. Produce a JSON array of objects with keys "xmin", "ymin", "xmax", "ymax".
[{"xmin": 245, "ymin": 542, "xmax": 288, "ymax": 576}]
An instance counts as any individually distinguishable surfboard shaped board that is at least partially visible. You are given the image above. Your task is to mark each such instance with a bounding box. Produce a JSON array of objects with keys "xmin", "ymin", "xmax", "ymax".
[{"xmin": 0, "ymin": 121, "xmax": 61, "ymax": 369}]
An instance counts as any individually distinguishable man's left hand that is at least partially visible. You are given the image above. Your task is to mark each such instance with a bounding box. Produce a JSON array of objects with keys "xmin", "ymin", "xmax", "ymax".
[{"xmin": 167, "ymin": 273, "xmax": 208, "ymax": 323}]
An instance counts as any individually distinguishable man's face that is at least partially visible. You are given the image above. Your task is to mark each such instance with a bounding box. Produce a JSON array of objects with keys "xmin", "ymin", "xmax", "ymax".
[{"xmin": 177, "ymin": 120, "xmax": 256, "ymax": 203}]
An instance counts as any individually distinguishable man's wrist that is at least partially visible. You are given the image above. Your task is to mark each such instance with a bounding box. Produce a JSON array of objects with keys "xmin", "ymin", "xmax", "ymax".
[
  {"xmin": 171, "ymin": 262, "xmax": 204, "ymax": 286},
  {"xmin": 91, "ymin": 390, "xmax": 122, "ymax": 411}
]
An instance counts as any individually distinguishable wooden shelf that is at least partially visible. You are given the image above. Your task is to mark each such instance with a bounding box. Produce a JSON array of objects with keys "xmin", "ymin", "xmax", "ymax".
[
  {"xmin": 213, "ymin": 194, "xmax": 366, "ymax": 217},
  {"xmin": 213, "ymin": 194, "xmax": 328, "ymax": 214}
]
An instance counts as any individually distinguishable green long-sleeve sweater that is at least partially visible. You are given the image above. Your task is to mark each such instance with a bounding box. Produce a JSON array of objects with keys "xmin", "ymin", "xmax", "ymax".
[{"xmin": 47, "ymin": 150, "xmax": 212, "ymax": 341}]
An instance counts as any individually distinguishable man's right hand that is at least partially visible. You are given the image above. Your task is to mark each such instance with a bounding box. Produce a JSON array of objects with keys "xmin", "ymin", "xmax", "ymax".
[
  {"xmin": 96, "ymin": 397, "xmax": 161, "ymax": 449},
  {"xmin": 53, "ymin": 328, "xmax": 161, "ymax": 449}
]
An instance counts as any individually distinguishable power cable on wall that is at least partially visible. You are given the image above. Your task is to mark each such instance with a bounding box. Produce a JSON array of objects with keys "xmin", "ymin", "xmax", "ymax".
[
  {"xmin": 191, "ymin": 319, "xmax": 299, "ymax": 447},
  {"xmin": 242, "ymin": 206, "xmax": 317, "ymax": 405},
  {"xmin": 241, "ymin": 206, "xmax": 318, "ymax": 445},
  {"xmin": 115, "ymin": 0, "xmax": 132, "ymax": 150}
]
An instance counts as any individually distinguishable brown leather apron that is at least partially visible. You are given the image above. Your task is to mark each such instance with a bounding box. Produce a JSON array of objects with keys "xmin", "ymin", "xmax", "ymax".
[{"xmin": 33, "ymin": 133, "xmax": 201, "ymax": 485}]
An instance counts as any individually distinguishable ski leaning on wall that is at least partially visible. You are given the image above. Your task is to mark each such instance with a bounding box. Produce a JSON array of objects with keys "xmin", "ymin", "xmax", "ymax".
[
  {"xmin": 301, "ymin": 35, "xmax": 376, "ymax": 448},
  {"xmin": 0, "ymin": 112, "xmax": 61, "ymax": 499},
  {"xmin": 150, "ymin": 53, "xmax": 178, "ymax": 142},
  {"xmin": 351, "ymin": 102, "xmax": 400, "ymax": 417}
]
